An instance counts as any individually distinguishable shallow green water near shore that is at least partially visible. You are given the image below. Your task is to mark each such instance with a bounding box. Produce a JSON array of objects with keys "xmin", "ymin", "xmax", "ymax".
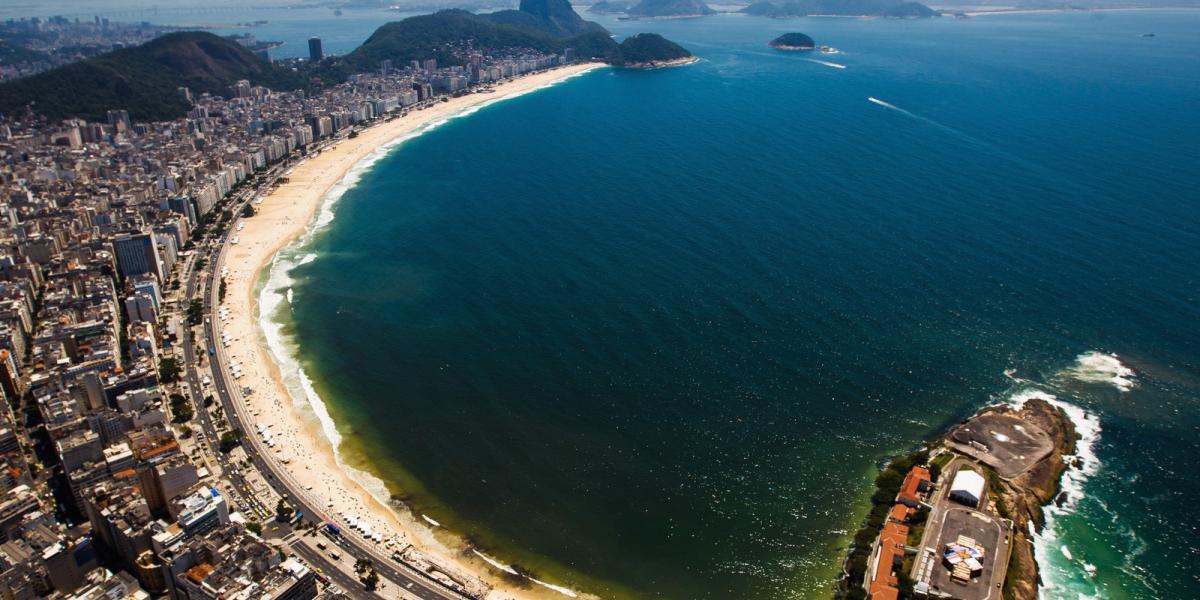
[{"xmin": 265, "ymin": 11, "xmax": 1200, "ymax": 599}]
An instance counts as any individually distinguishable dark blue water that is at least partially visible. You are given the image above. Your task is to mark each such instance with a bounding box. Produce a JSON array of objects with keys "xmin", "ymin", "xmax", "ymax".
[{"xmin": 275, "ymin": 11, "xmax": 1200, "ymax": 599}]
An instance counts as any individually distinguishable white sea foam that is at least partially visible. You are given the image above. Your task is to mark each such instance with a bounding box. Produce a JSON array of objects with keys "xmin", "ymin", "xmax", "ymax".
[
  {"xmin": 474, "ymin": 547, "xmax": 586, "ymax": 597},
  {"xmin": 529, "ymin": 576, "xmax": 580, "ymax": 598},
  {"xmin": 471, "ymin": 550, "xmax": 518, "ymax": 575},
  {"xmin": 1005, "ymin": 384, "xmax": 1102, "ymax": 597},
  {"xmin": 1067, "ymin": 351, "xmax": 1136, "ymax": 392}
]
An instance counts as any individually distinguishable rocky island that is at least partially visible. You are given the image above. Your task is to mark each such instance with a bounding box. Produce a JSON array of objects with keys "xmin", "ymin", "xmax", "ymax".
[
  {"xmin": 769, "ymin": 32, "xmax": 816, "ymax": 50},
  {"xmin": 835, "ymin": 396, "xmax": 1081, "ymax": 600},
  {"xmin": 588, "ymin": 0, "xmax": 632, "ymax": 13},
  {"xmin": 614, "ymin": 32, "xmax": 697, "ymax": 67}
]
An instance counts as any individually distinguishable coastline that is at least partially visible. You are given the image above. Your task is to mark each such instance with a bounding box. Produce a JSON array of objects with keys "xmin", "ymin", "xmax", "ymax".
[
  {"xmin": 957, "ymin": 6, "xmax": 1200, "ymax": 17},
  {"xmin": 833, "ymin": 350, "xmax": 1130, "ymax": 600},
  {"xmin": 622, "ymin": 55, "xmax": 700, "ymax": 69},
  {"xmin": 219, "ymin": 62, "xmax": 604, "ymax": 600}
]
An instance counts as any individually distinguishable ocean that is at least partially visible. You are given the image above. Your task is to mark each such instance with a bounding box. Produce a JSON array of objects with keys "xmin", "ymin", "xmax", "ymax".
[{"xmin": 260, "ymin": 10, "xmax": 1200, "ymax": 600}]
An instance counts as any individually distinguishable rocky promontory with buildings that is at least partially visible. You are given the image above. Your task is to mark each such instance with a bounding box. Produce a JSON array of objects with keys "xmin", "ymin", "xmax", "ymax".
[
  {"xmin": 837, "ymin": 396, "xmax": 1079, "ymax": 600},
  {"xmin": 946, "ymin": 398, "xmax": 1079, "ymax": 600}
]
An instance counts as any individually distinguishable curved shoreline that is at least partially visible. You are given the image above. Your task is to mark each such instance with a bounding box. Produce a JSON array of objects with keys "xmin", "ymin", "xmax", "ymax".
[{"xmin": 219, "ymin": 62, "xmax": 605, "ymax": 600}]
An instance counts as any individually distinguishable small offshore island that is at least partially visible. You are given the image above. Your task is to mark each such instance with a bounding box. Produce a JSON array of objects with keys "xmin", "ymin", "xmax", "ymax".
[
  {"xmin": 769, "ymin": 32, "xmax": 816, "ymax": 50},
  {"xmin": 836, "ymin": 397, "xmax": 1081, "ymax": 600},
  {"xmin": 615, "ymin": 32, "xmax": 697, "ymax": 67}
]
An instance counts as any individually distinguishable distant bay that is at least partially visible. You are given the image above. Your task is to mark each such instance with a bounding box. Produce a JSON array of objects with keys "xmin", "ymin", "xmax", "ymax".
[{"xmin": 268, "ymin": 11, "xmax": 1200, "ymax": 599}]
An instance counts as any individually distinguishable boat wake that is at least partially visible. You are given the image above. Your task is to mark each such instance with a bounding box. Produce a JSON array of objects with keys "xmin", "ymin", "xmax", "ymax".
[
  {"xmin": 867, "ymin": 96, "xmax": 974, "ymax": 141},
  {"xmin": 866, "ymin": 96, "xmax": 1057, "ymax": 177},
  {"xmin": 867, "ymin": 96, "xmax": 904, "ymax": 111},
  {"xmin": 804, "ymin": 57, "xmax": 846, "ymax": 69}
]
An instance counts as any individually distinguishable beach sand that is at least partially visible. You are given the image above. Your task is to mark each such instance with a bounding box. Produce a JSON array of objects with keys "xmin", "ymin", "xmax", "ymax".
[{"xmin": 216, "ymin": 62, "xmax": 604, "ymax": 600}]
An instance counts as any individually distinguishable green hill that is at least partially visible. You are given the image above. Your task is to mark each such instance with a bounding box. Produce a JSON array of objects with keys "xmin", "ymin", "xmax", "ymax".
[
  {"xmin": 341, "ymin": 10, "xmax": 565, "ymax": 71},
  {"xmin": 567, "ymin": 30, "xmax": 623, "ymax": 62},
  {"xmin": 614, "ymin": 33, "xmax": 694, "ymax": 67},
  {"xmin": 0, "ymin": 31, "xmax": 307, "ymax": 121},
  {"xmin": 626, "ymin": 0, "xmax": 717, "ymax": 17},
  {"xmin": 0, "ymin": 40, "xmax": 50, "ymax": 64},
  {"xmin": 343, "ymin": 11, "xmax": 690, "ymax": 68}
]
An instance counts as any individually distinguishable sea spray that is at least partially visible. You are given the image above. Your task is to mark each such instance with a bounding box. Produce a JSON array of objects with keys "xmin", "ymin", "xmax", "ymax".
[
  {"xmin": 1003, "ymin": 379, "xmax": 1104, "ymax": 598},
  {"xmin": 1065, "ymin": 351, "xmax": 1136, "ymax": 392}
]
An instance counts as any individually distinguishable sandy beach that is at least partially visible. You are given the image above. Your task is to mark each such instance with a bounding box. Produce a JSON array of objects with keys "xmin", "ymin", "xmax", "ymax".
[{"xmin": 215, "ymin": 62, "xmax": 604, "ymax": 600}]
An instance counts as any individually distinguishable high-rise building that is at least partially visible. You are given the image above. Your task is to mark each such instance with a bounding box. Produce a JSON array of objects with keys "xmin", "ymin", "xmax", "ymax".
[
  {"xmin": 112, "ymin": 232, "xmax": 164, "ymax": 282},
  {"xmin": 308, "ymin": 37, "xmax": 323, "ymax": 62}
]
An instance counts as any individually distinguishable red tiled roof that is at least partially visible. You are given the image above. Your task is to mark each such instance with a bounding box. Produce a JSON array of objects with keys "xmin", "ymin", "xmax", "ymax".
[
  {"xmin": 897, "ymin": 466, "xmax": 931, "ymax": 505},
  {"xmin": 869, "ymin": 522, "xmax": 909, "ymax": 600}
]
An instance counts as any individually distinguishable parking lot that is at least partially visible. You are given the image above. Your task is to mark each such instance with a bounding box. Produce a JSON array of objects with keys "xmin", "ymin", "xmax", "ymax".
[{"xmin": 923, "ymin": 506, "xmax": 1008, "ymax": 600}]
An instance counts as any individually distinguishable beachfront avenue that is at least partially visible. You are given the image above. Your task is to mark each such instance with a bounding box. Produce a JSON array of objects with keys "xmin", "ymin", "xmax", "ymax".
[{"xmin": 0, "ymin": 41, "xmax": 597, "ymax": 598}]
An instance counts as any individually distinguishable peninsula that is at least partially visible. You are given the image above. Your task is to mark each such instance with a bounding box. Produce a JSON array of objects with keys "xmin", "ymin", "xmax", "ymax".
[{"xmin": 836, "ymin": 396, "xmax": 1080, "ymax": 600}]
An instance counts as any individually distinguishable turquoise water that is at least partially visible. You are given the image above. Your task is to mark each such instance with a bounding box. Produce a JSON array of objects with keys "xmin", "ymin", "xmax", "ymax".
[{"xmin": 270, "ymin": 11, "xmax": 1200, "ymax": 600}]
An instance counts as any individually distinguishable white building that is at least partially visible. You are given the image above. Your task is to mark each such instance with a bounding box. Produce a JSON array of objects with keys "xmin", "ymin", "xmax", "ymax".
[{"xmin": 949, "ymin": 468, "xmax": 985, "ymax": 507}]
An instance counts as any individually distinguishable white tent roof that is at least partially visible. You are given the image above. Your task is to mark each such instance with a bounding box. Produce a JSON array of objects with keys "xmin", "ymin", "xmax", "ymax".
[{"xmin": 950, "ymin": 469, "xmax": 985, "ymax": 498}]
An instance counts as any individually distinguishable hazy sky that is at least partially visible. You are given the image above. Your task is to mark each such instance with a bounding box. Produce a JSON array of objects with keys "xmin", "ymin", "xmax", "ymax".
[{"xmin": 4, "ymin": 0, "xmax": 1196, "ymax": 23}]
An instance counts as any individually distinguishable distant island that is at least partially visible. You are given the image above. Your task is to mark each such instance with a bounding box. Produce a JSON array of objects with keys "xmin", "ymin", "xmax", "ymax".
[
  {"xmin": 623, "ymin": 0, "xmax": 717, "ymax": 18},
  {"xmin": 742, "ymin": 0, "xmax": 937, "ymax": 18},
  {"xmin": 769, "ymin": 32, "xmax": 816, "ymax": 50},
  {"xmin": 588, "ymin": 0, "xmax": 633, "ymax": 14},
  {"xmin": 614, "ymin": 32, "xmax": 697, "ymax": 67}
]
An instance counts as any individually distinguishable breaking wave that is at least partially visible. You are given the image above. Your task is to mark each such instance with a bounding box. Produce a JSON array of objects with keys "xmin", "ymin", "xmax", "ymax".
[{"xmin": 1065, "ymin": 351, "xmax": 1136, "ymax": 392}]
